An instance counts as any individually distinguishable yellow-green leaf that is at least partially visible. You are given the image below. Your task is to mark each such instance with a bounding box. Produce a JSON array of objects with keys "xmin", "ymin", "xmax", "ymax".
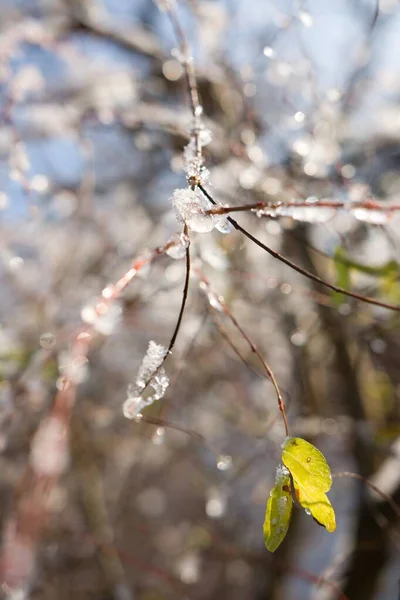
[
  {"xmin": 281, "ymin": 437, "xmax": 336, "ymax": 533},
  {"xmin": 293, "ymin": 482, "xmax": 336, "ymax": 532},
  {"xmin": 263, "ymin": 469, "xmax": 293, "ymax": 552},
  {"xmin": 282, "ymin": 437, "xmax": 332, "ymax": 494}
]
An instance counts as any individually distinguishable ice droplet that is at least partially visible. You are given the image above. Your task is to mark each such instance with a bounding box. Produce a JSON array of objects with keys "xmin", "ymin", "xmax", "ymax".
[
  {"xmin": 123, "ymin": 341, "xmax": 169, "ymax": 419},
  {"xmin": 206, "ymin": 487, "xmax": 227, "ymax": 519},
  {"xmin": 166, "ymin": 232, "xmax": 190, "ymax": 259},
  {"xmin": 171, "ymin": 188, "xmax": 215, "ymax": 233},
  {"xmin": 152, "ymin": 427, "xmax": 165, "ymax": 446},
  {"xmin": 207, "ymin": 291, "xmax": 224, "ymax": 312},
  {"xmin": 122, "ymin": 397, "xmax": 144, "ymax": 420},
  {"xmin": 214, "ymin": 217, "xmax": 233, "ymax": 234},
  {"xmin": 351, "ymin": 207, "xmax": 389, "ymax": 224},
  {"xmin": 217, "ymin": 454, "xmax": 232, "ymax": 471}
]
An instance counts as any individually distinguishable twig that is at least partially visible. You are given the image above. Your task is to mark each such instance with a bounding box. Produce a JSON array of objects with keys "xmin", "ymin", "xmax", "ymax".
[
  {"xmin": 198, "ymin": 184, "xmax": 400, "ymax": 313},
  {"xmin": 333, "ymin": 471, "xmax": 400, "ymax": 520},
  {"xmin": 139, "ymin": 226, "xmax": 191, "ymax": 396},
  {"xmin": 197, "ymin": 272, "xmax": 289, "ymax": 437},
  {"xmin": 206, "ymin": 199, "xmax": 400, "ymax": 217}
]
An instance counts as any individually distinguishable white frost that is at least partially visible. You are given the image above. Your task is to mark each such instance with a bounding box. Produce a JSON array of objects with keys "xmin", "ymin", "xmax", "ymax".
[
  {"xmin": 171, "ymin": 188, "xmax": 215, "ymax": 233},
  {"xmin": 123, "ymin": 341, "xmax": 169, "ymax": 419}
]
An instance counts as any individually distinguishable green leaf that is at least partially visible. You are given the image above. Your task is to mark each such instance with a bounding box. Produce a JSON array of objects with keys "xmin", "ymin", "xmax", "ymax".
[
  {"xmin": 263, "ymin": 468, "xmax": 293, "ymax": 552},
  {"xmin": 281, "ymin": 437, "xmax": 336, "ymax": 532}
]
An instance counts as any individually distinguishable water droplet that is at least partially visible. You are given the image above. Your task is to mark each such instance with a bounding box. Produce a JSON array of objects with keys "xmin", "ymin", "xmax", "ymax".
[
  {"xmin": 206, "ymin": 487, "xmax": 227, "ymax": 519},
  {"xmin": 214, "ymin": 217, "xmax": 233, "ymax": 235},
  {"xmin": 263, "ymin": 46, "xmax": 275, "ymax": 58},
  {"xmin": 40, "ymin": 332, "xmax": 55, "ymax": 350},
  {"xmin": 152, "ymin": 427, "xmax": 165, "ymax": 446},
  {"xmin": 370, "ymin": 338, "xmax": 386, "ymax": 354},
  {"xmin": 291, "ymin": 331, "xmax": 307, "ymax": 347},
  {"xmin": 30, "ymin": 174, "xmax": 49, "ymax": 193},
  {"xmin": 294, "ymin": 111, "xmax": 305, "ymax": 123},
  {"xmin": 306, "ymin": 456, "xmax": 311, "ymax": 463},
  {"xmin": 9, "ymin": 256, "xmax": 24, "ymax": 270},
  {"xmin": 166, "ymin": 233, "xmax": 190, "ymax": 259},
  {"xmin": 207, "ymin": 291, "xmax": 224, "ymax": 312},
  {"xmin": 305, "ymin": 508, "xmax": 312, "ymax": 516},
  {"xmin": 217, "ymin": 454, "xmax": 232, "ymax": 471}
]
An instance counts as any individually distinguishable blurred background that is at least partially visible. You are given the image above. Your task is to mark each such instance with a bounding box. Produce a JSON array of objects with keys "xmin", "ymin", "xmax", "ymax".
[{"xmin": 0, "ymin": 0, "xmax": 399, "ymax": 599}]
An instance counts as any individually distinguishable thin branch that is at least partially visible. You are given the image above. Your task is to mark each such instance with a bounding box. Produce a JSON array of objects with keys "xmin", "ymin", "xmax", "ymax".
[
  {"xmin": 139, "ymin": 227, "xmax": 191, "ymax": 396},
  {"xmin": 198, "ymin": 272, "xmax": 289, "ymax": 437},
  {"xmin": 167, "ymin": 227, "xmax": 191, "ymax": 353},
  {"xmin": 198, "ymin": 184, "xmax": 400, "ymax": 313},
  {"xmin": 333, "ymin": 471, "xmax": 400, "ymax": 520},
  {"xmin": 137, "ymin": 414, "xmax": 220, "ymax": 458},
  {"xmin": 206, "ymin": 199, "xmax": 400, "ymax": 217}
]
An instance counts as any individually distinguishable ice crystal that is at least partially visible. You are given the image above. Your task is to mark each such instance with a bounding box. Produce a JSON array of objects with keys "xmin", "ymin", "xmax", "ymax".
[
  {"xmin": 183, "ymin": 138, "xmax": 210, "ymax": 182},
  {"xmin": 217, "ymin": 454, "xmax": 232, "ymax": 471},
  {"xmin": 351, "ymin": 208, "xmax": 389, "ymax": 224},
  {"xmin": 166, "ymin": 232, "xmax": 190, "ymax": 259},
  {"xmin": 255, "ymin": 204, "xmax": 335, "ymax": 223},
  {"xmin": 123, "ymin": 341, "xmax": 169, "ymax": 419},
  {"xmin": 275, "ymin": 464, "xmax": 290, "ymax": 483},
  {"xmin": 171, "ymin": 188, "xmax": 215, "ymax": 233},
  {"xmin": 214, "ymin": 216, "xmax": 233, "ymax": 234}
]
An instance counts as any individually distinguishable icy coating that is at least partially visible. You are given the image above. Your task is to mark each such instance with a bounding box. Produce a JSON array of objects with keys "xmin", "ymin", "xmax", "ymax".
[{"xmin": 123, "ymin": 341, "xmax": 169, "ymax": 419}]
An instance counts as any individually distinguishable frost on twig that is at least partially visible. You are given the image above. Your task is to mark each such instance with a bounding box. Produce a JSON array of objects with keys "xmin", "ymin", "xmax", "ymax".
[
  {"xmin": 183, "ymin": 131, "xmax": 211, "ymax": 184},
  {"xmin": 171, "ymin": 188, "xmax": 232, "ymax": 234},
  {"xmin": 123, "ymin": 341, "xmax": 169, "ymax": 419},
  {"xmin": 254, "ymin": 204, "xmax": 336, "ymax": 223}
]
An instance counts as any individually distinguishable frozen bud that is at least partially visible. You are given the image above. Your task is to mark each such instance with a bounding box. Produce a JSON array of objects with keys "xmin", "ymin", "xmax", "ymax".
[
  {"xmin": 171, "ymin": 188, "xmax": 214, "ymax": 233},
  {"xmin": 166, "ymin": 232, "xmax": 190, "ymax": 259}
]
